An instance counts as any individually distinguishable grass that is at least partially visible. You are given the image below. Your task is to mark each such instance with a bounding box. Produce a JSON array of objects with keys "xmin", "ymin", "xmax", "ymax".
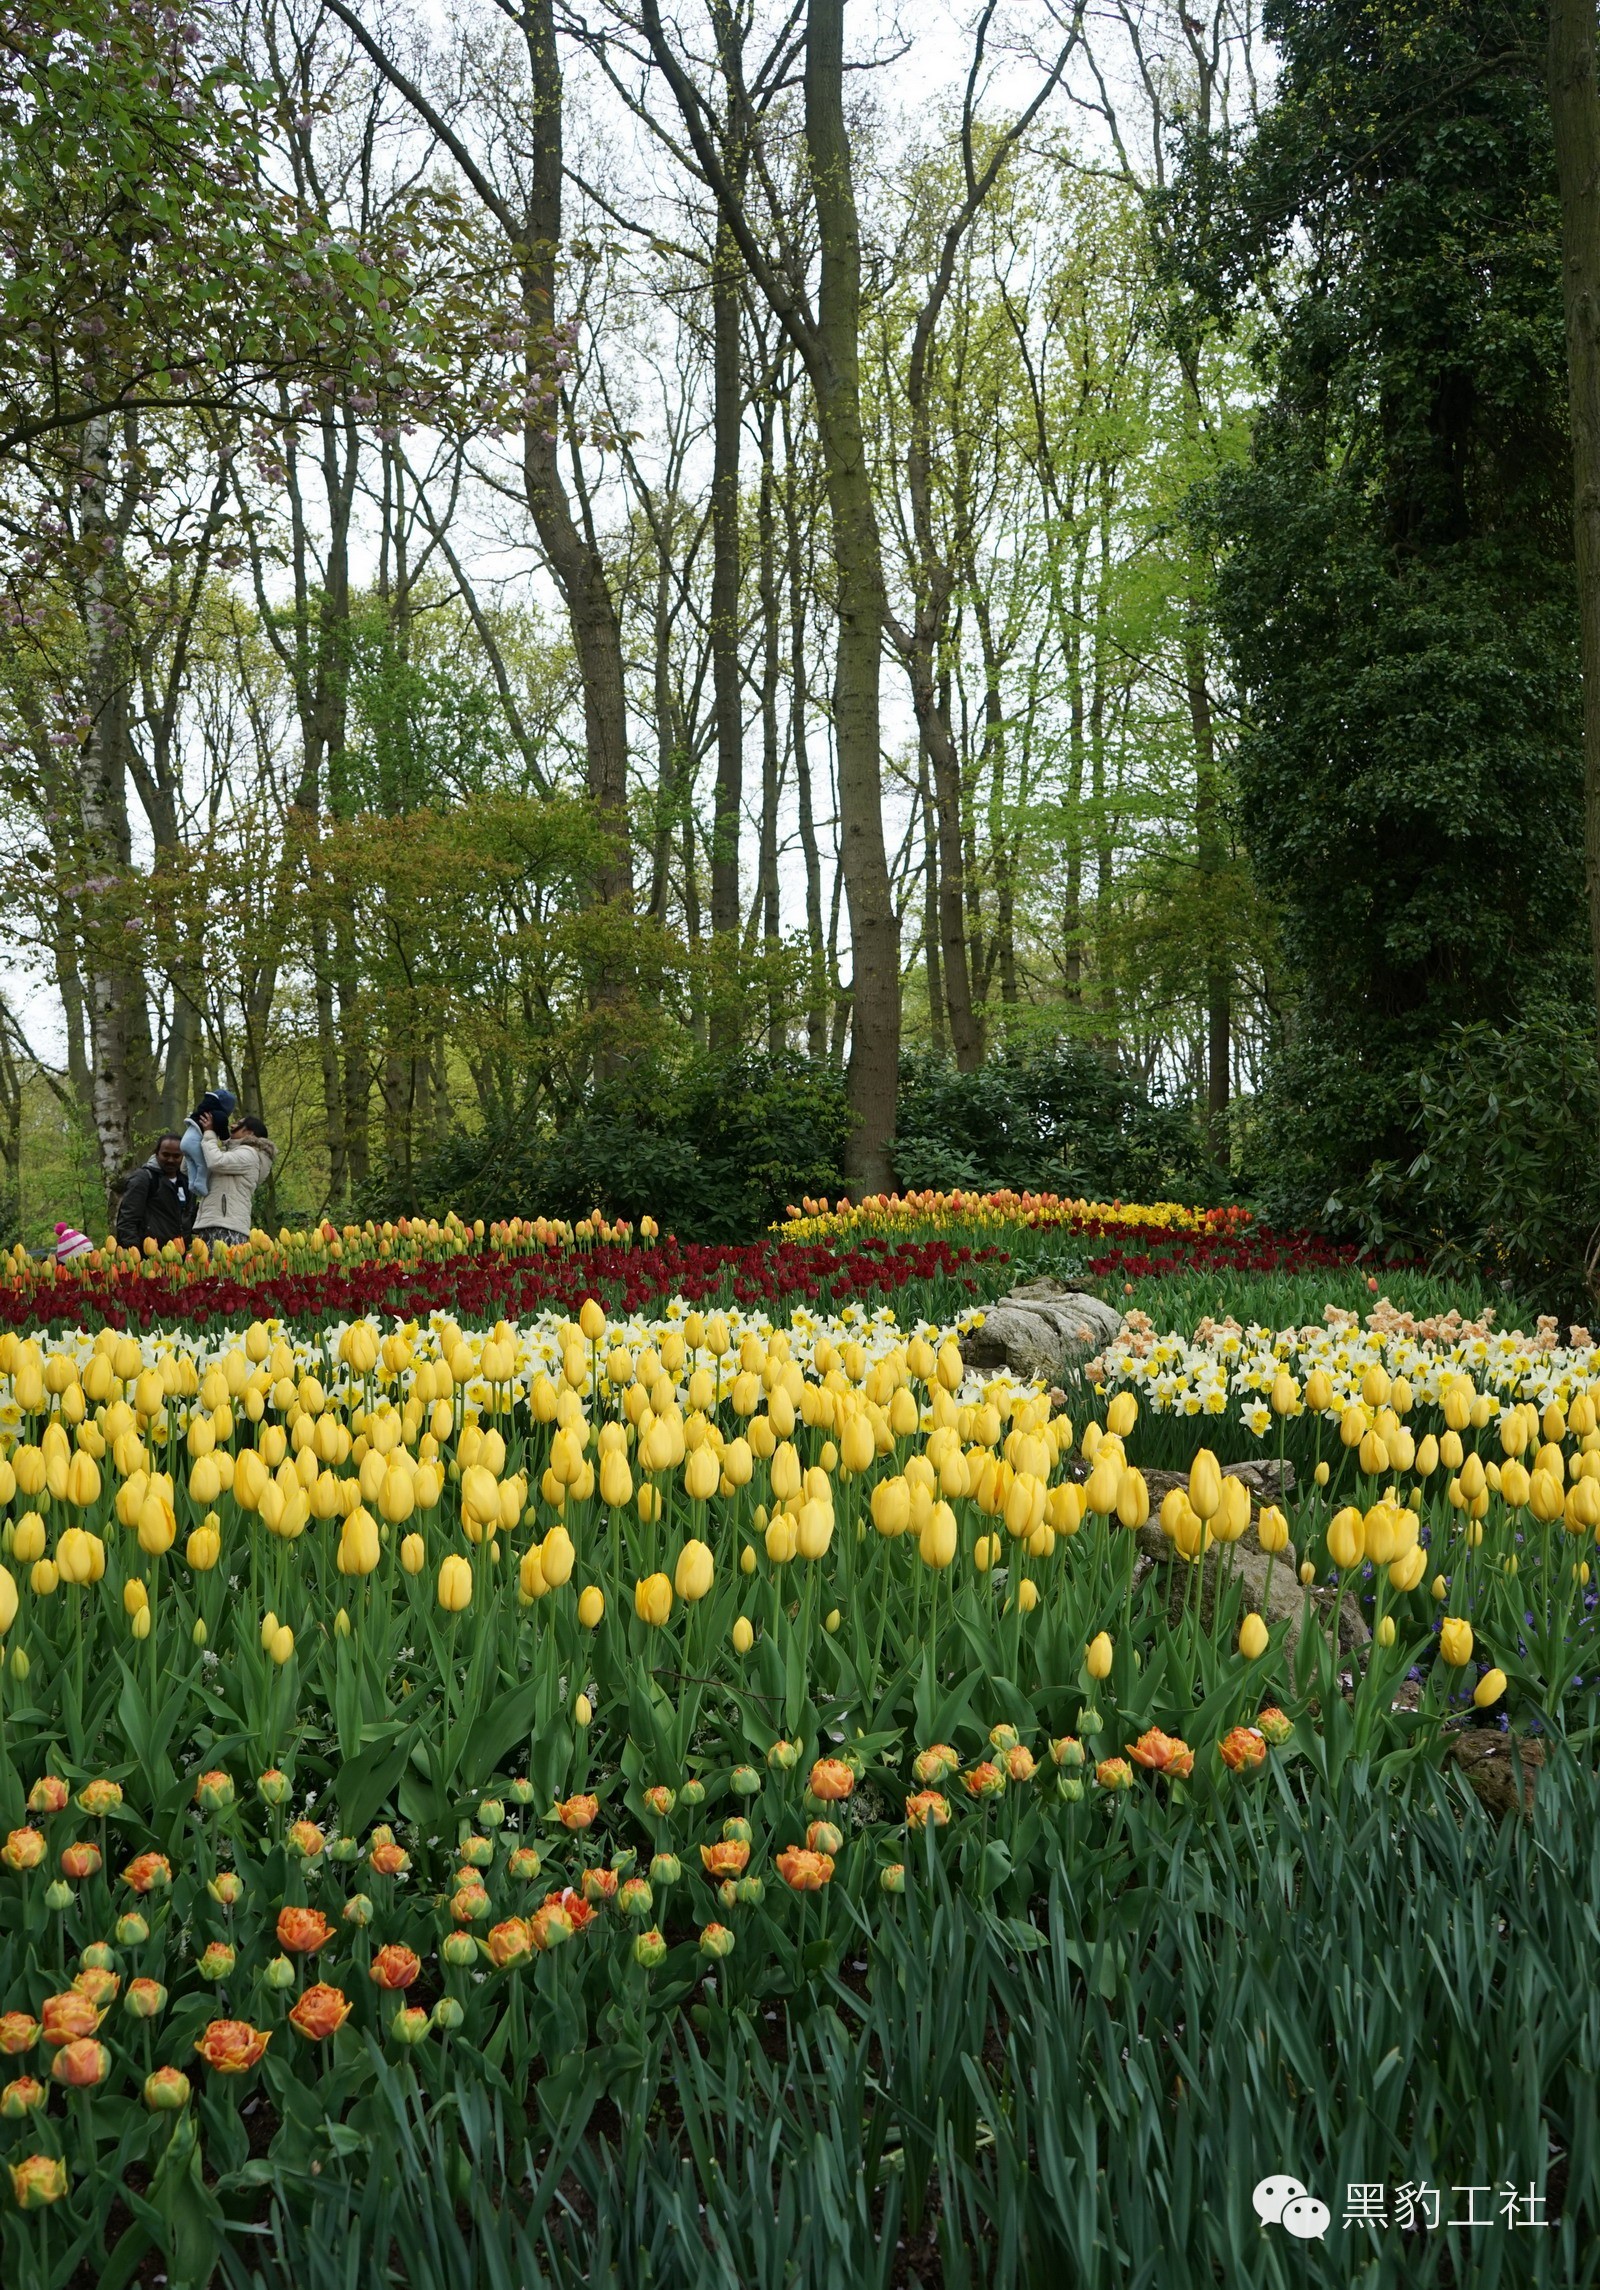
[{"xmin": 214, "ymin": 1747, "xmax": 1600, "ymax": 2289}]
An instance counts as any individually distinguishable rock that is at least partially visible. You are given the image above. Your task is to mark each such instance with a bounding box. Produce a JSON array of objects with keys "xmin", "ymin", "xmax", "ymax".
[
  {"xmin": 1450, "ymin": 1730, "xmax": 1542, "ymax": 1820},
  {"xmin": 1122, "ymin": 1464, "xmax": 1368, "ymax": 1659},
  {"xmin": 961, "ymin": 1280, "xmax": 1124, "ymax": 1385}
]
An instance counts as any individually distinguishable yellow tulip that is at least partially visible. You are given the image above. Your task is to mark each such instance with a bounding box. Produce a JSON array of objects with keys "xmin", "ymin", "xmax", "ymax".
[
  {"xmin": 1388, "ymin": 1546, "xmax": 1427, "ymax": 1593},
  {"xmin": 1085, "ymin": 1630, "xmax": 1113, "ymax": 1679},
  {"xmin": 918, "ymin": 1501, "xmax": 957, "ymax": 1569},
  {"xmin": 1529, "ymin": 1468, "xmax": 1563, "ymax": 1524},
  {"xmin": 437, "ymin": 1555, "xmax": 473, "ymax": 1613},
  {"xmin": 56, "ymin": 1527, "xmax": 95, "ymax": 1584},
  {"xmin": 540, "ymin": 1526, "xmax": 575, "ymax": 1586},
  {"xmin": 269, "ymin": 1623, "xmax": 295, "ymax": 1666},
  {"xmin": 1106, "ymin": 1391, "xmax": 1138, "ymax": 1438},
  {"xmin": 1473, "ymin": 1666, "xmax": 1507, "ymax": 1708},
  {"xmin": 379, "ymin": 1466, "xmax": 415, "ymax": 1525},
  {"xmin": 840, "ymin": 1415, "xmax": 875, "ymax": 1474},
  {"xmin": 339, "ymin": 1507, "xmax": 381, "ymax": 1578},
  {"xmin": 732, "ymin": 1616, "xmax": 754, "ymax": 1654},
  {"xmin": 234, "ymin": 1450, "xmax": 269, "ymax": 1511},
  {"xmin": 0, "ymin": 1564, "xmax": 15, "ymax": 1635},
  {"xmin": 1438, "ymin": 1616, "xmax": 1473, "ymax": 1668},
  {"xmin": 1238, "ymin": 1612, "xmax": 1268, "ymax": 1660},
  {"xmin": 65, "ymin": 1451, "xmax": 100, "ymax": 1509},
  {"xmin": 11, "ymin": 1513, "xmax": 45, "ymax": 1565},
  {"xmin": 1256, "ymin": 1505, "xmax": 1289, "ymax": 1554},
  {"xmin": 1500, "ymin": 1459, "xmax": 1532, "ymax": 1512},
  {"xmin": 684, "ymin": 1446, "xmax": 719, "ymax": 1502},
  {"xmin": 1214, "ymin": 1476, "xmax": 1251, "ymax": 1544},
  {"xmin": 871, "ymin": 1477, "xmax": 910, "ymax": 1537},
  {"xmin": 136, "ymin": 1492, "xmax": 177, "ymax": 1557},
  {"xmin": 1187, "ymin": 1449, "xmax": 1222, "ymax": 1522},
  {"xmin": 634, "ymin": 1573, "xmax": 673, "ymax": 1627},
  {"xmin": 1084, "ymin": 1455, "xmax": 1123, "ymax": 1517},
  {"xmin": 765, "ymin": 1513, "xmax": 798, "ymax": 1564},
  {"xmin": 1326, "ymin": 1507, "xmax": 1365, "ymax": 1570},
  {"xmin": 186, "ymin": 1526, "xmax": 221, "ymax": 1573},
  {"xmin": 399, "ymin": 1532, "xmax": 425, "ymax": 1575},
  {"xmin": 673, "ymin": 1539, "xmax": 714, "ymax": 1602},
  {"xmin": 796, "ymin": 1498, "xmax": 834, "ymax": 1560},
  {"xmin": 599, "ymin": 1450, "xmax": 633, "ymax": 1509},
  {"xmin": 519, "ymin": 1545, "xmax": 548, "ymax": 1601},
  {"xmin": 1016, "ymin": 1578, "xmax": 1039, "ymax": 1613}
]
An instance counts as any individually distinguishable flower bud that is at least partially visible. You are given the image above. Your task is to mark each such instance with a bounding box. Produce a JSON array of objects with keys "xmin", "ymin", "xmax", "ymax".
[
  {"xmin": 430, "ymin": 1997, "xmax": 464, "ymax": 2033},
  {"xmin": 144, "ymin": 2066, "xmax": 191, "ymax": 2111},
  {"xmin": 634, "ymin": 1927, "xmax": 668, "ymax": 1968}
]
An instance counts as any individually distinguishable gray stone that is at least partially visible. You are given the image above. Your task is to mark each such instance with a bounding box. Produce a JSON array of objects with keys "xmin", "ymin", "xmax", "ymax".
[
  {"xmin": 1128, "ymin": 1507, "xmax": 1369, "ymax": 1659},
  {"xmin": 960, "ymin": 1279, "xmax": 1125, "ymax": 1384}
]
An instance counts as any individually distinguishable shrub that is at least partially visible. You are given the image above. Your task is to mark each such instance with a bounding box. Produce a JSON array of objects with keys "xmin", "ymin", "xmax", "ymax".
[
  {"xmin": 892, "ymin": 1042, "xmax": 1214, "ymax": 1203},
  {"xmin": 368, "ymin": 1053, "xmax": 850, "ymax": 1241},
  {"xmin": 1347, "ymin": 1010, "xmax": 1600, "ymax": 1316}
]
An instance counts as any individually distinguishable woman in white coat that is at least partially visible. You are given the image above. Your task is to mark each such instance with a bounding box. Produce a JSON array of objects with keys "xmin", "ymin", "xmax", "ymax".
[{"xmin": 193, "ymin": 1115, "xmax": 277, "ymax": 1247}]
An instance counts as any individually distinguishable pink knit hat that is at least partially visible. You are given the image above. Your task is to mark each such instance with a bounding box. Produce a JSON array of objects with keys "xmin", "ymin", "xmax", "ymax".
[{"xmin": 53, "ymin": 1223, "xmax": 94, "ymax": 1263}]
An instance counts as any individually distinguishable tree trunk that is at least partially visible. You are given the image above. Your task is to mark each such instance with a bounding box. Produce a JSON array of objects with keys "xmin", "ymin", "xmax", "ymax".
[
  {"xmin": 918, "ymin": 740, "xmax": 946, "ymax": 1056},
  {"xmin": 1549, "ymin": 0, "xmax": 1600, "ymax": 1055},
  {"xmin": 806, "ymin": 0, "xmax": 898, "ymax": 1188},
  {"xmin": 520, "ymin": 0, "xmax": 632, "ymax": 918},
  {"xmin": 756, "ymin": 410, "xmax": 784, "ymax": 1057},
  {"xmin": 77, "ymin": 414, "xmax": 155, "ymax": 1219},
  {"xmin": 783, "ymin": 413, "xmax": 829, "ymax": 1061},
  {"xmin": 708, "ymin": 211, "xmax": 745, "ymax": 1021},
  {"xmin": 1185, "ymin": 606, "xmax": 1230, "ymax": 1134}
]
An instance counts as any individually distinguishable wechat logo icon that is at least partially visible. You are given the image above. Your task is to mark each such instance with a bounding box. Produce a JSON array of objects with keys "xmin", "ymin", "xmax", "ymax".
[{"xmin": 1254, "ymin": 2175, "xmax": 1331, "ymax": 2241}]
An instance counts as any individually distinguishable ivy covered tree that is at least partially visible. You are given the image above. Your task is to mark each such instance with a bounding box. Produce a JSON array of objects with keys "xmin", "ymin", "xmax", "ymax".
[{"xmin": 1191, "ymin": 0, "xmax": 1589, "ymax": 1214}]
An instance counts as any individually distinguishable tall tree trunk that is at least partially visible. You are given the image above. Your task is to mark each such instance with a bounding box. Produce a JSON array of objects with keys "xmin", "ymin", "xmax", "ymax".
[
  {"xmin": 520, "ymin": 0, "xmax": 632, "ymax": 921},
  {"xmin": 77, "ymin": 413, "xmax": 154, "ymax": 1218},
  {"xmin": 756, "ymin": 411, "xmax": 784, "ymax": 1057},
  {"xmin": 708, "ymin": 210, "xmax": 745, "ymax": 1029},
  {"xmin": 1062, "ymin": 532, "xmax": 1086, "ymax": 1006},
  {"xmin": 806, "ymin": 0, "xmax": 898, "ymax": 1188},
  {"xmin": 1185, "ymin": 602, "xmax": 1229, "ymax": 1133},
  {"xmin": 918, "ymin": 739, "xmax": 946, "ymax": 1057},
  {"xmin": 783, "ymin": 415, "xmax": 829, "ymax": 1060},
  {"xmin": 648, "ymin": 547, "xmax": 685, "ymax": 926},
  {"xmin": 1549, "ymin": 0, "xmax": 1600, "ymax": 1056}
]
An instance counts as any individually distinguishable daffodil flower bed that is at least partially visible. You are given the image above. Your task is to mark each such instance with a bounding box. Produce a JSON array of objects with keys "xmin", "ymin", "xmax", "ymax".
[{"xmin": 0, "ymin": 1289, "xmax": 1594, "ymax": 2275}]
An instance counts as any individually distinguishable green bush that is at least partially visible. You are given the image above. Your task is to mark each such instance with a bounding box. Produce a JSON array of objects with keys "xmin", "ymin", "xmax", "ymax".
[
  {"xmin": 892, "ymin": 1042, "xmax": 1214, "ymax": 1203},
  {"xmin": 1348, "ymin": 1010, "xmax": 1600, "ymax": 1316},
  {"xmin": 366, "ymin": 1053, "xmax": 850, "ymax": 1240}
]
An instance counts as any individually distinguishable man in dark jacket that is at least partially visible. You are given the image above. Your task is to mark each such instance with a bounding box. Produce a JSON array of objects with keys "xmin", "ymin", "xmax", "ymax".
[{"xmin": 115, "ymin": 1134, "xmax": 195, "ymax": 1249}]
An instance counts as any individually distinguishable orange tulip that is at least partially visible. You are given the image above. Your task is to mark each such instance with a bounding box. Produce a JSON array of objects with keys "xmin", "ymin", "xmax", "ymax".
[
  {"xmin": 194, "ymin": 2019, "xmax": 271, "ymax": 2073},
  {"xmin": 288, "ymin": 1984, "xmax": 351, "ymax": 2041}
]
